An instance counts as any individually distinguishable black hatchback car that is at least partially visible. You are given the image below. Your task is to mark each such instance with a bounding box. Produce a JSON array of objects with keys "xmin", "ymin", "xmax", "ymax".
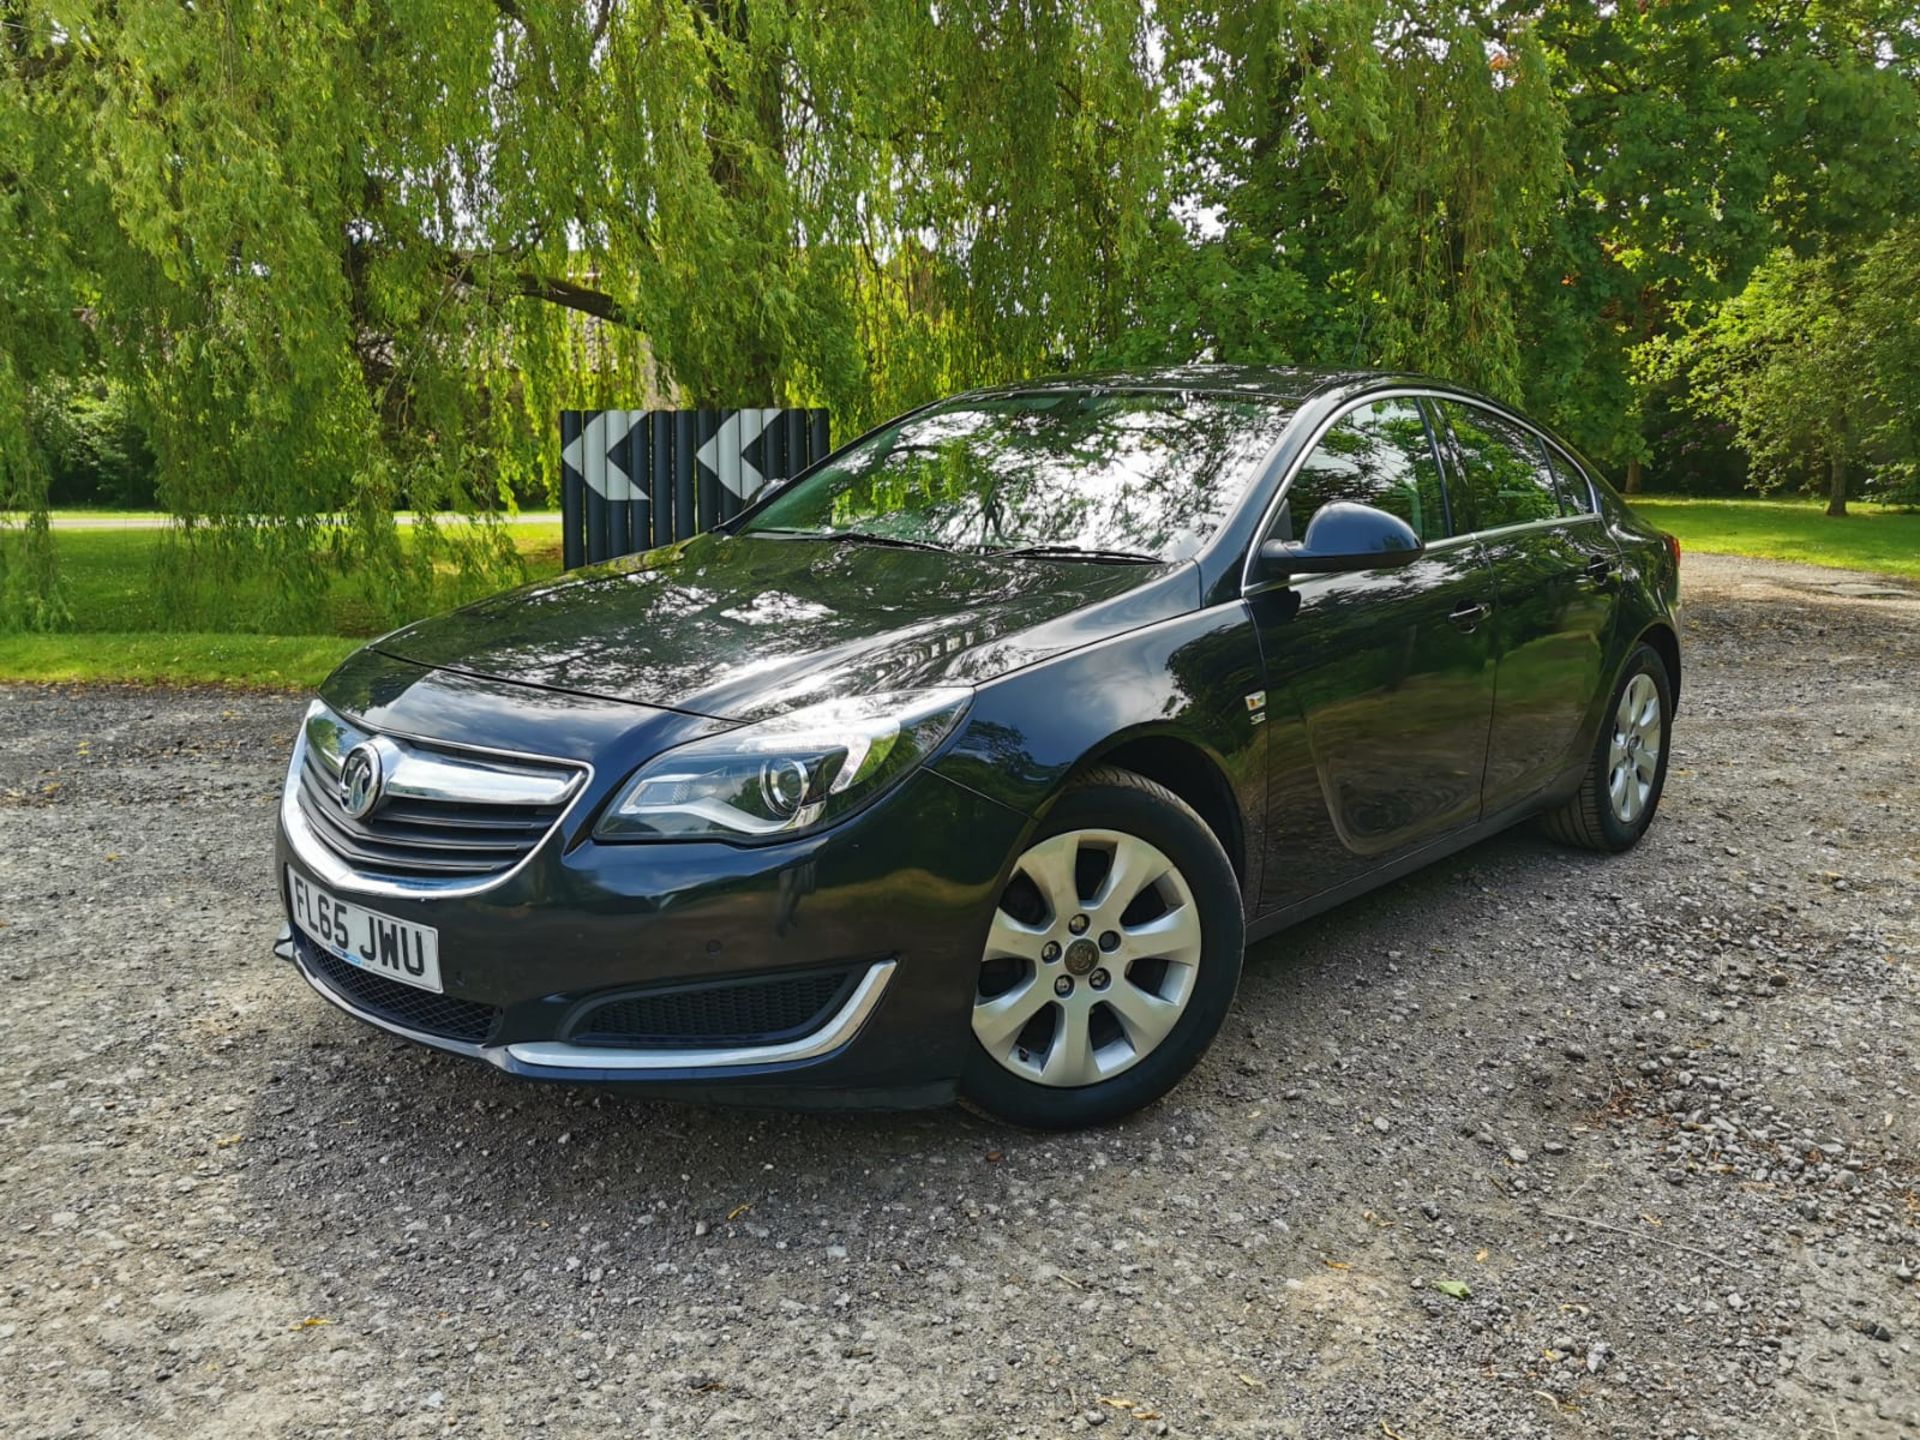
[{"xmin": 275, "ymin": 367, "xmax": 1680, "ymax": 1128}]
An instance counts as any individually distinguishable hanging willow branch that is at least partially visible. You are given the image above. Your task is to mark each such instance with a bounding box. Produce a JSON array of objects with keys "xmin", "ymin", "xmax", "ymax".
[{"xmin": 1, "ymin": 0, "xmax": 1166, "ymax": 626}]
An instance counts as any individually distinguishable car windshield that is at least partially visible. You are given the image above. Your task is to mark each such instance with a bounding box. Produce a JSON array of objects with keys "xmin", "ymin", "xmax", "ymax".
[{"xmin": 739, "ymin": 390, "xmax": 1294, "ymax": 560}]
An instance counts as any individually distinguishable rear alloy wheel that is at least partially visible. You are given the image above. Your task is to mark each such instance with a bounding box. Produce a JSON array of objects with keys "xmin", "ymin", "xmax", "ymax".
[
  {"xmin": 961, "ymin": 767, "xmax": 1243, "ymax": 1128},
  {"xmin": 1541, "ymin": 643, "xmax": 1673, "ymax": 852},
  {"xmin": 1607, "ymin": 672, "xmax": 1663, "ymax": 826}
]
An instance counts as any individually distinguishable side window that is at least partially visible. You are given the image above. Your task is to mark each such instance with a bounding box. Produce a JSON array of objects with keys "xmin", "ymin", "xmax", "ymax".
[
  {"xmin": 1274, "ymin": 399, "xmax": 1451, "ymax": 544},
  {"xmin": 1438, "ymin": 400, "xmax": 1558, "ymax": 531},
  {"xmin": 1545, "ymin": 445, "xmax": 1595, "ymax": 515}
]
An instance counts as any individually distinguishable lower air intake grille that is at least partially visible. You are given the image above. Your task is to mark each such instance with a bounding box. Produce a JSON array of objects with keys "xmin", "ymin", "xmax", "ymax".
[
  {"xmin": 303, "ymin": 939, "xmax": 499, "ymax": 1044},
  {"xmin": 568, "ymin": 969, "xmax": 858, "ymax": 1049}
]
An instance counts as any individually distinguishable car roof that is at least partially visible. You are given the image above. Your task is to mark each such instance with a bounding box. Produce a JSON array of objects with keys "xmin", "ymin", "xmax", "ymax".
[
  {"xmin": 958, "ymin": 364, "xmax": 1439, "ymax": 407},
  {"xmin": 952, "ymin": 364, "xmax": 1603, "ymax": 475}
]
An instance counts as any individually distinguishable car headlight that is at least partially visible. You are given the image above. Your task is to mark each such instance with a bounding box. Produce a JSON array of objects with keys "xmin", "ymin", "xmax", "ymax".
[{"xmin": 594, "ymin": 688, "xmax": 972, "ymax": 842}]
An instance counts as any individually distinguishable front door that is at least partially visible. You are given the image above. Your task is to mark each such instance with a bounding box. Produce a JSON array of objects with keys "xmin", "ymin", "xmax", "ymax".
[
  {"xmin": 1433, "ymin": 400, "xmax": 1620, "ymax": 814},
  {"xmin": 1251, "ymin": 397, "xmax": 1499, "ymax": 913}
]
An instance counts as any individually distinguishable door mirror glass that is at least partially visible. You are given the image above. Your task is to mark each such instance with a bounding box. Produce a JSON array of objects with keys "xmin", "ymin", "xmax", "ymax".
[{"xmin": 1258, "ymin": 501, "xmax": 1425, "ymax": 578}]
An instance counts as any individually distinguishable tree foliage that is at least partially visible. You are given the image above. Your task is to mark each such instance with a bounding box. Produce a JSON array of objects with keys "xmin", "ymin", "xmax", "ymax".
[
  {"xmin": 1526, "ymin": 0, "xmax": 1920, "ymax": 472},
  {"xmin": 4, "ymin": 0, "xmax": 1918, "ymax": 631},
  {"xmin": 1123, "ymin": 0, "xmax": 1920, "ymax": 474},
  {"xmin": 27, "ymin": 376, "xmax": 157, "ymax": 507},
  {"xmin": 1646, "ymin": 224, "xmax": 1920, "ymax": 514},
  {"xmin": 2, "ymin": 0, "xmax": 1158, "ymax": 628},
  {"xmin": 1111, "ymin": 0, "xmax": 1566, "ymax": 402}
]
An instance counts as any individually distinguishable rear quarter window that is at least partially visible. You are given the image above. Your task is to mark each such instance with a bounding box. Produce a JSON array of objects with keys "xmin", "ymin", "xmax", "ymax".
[
  {"xmin": 1436, "ymin": 400, "xmax": 1559, "ymax": 532},
  {"xmin": 1546, "ymin": 445, "xmax": 1597, "ymax": 515}
]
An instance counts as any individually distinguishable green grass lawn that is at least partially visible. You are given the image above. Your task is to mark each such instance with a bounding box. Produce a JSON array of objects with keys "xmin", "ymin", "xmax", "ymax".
[
  {"xmin": 1627, "ymin": 497, "xmax": 1920, "ymax": 580},
  {"xmin": 0, "ymin": 632, "xmax": 362, "ymax": 689},
  {"xmin": 40, "ymin": 522, "xmax": 564, "ymax": 633},
  {"xmin": 5, "ymin": 498, "xmax": 1913, "ymax": 691},
  {"xmin": 2, "ymin": 521, "xmax": 565, "ymax": 690},
  {"xmin": 0, "ymin": 507, "xmax": 165, "ymax": 521},
  {"xmin": 3, "ymin": 508, "xmax": 564, "ymax": 522}
]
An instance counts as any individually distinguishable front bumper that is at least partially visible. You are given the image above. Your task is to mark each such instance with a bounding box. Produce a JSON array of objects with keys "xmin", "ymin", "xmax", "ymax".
[{"xmin": 275, "ymin": 761, "xmax": 1030, "ymax": 1109}]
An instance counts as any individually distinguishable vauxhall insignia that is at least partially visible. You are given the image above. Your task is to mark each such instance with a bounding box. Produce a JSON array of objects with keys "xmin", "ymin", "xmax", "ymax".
[
  {"xmin": 271, "ymin": 369, "xmax": 1681, "ymax": 1132},
  {"xmin": 338, "ymin": 742, "xmax": 385, "ymax": 820}
]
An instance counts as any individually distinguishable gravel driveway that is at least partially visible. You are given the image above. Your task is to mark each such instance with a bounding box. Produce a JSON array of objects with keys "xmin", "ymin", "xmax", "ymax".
[{"xmin": 2, "ymin": 553, "xmax": 1915, "ymax": 1439}]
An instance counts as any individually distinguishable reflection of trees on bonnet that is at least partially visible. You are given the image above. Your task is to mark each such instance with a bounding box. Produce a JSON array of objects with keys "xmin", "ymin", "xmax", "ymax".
[{"xmin": 748, "ymin": 392, "xmax": 1292, "ymax": 559}]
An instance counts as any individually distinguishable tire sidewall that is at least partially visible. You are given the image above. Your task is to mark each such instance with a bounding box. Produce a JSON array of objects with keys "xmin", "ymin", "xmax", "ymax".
[
  {"xmin": 959, "ymin": 773, "xmax": 1244, "ymax": 1129},
  {"xmin": 1594, "ymin": 644, "xmax": 1674, "ymax": 849}
]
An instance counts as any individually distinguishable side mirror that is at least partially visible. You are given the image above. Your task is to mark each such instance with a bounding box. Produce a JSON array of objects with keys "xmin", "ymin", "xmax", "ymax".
[{"xmin": 1258, "ymin": 501, "xmax": 1424, "ymax": 579}]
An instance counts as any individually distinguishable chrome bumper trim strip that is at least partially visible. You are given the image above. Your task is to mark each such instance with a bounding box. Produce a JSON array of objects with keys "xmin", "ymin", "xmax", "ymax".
[
  {"xmin": 288, "ymin": 939, "xmax": 896, "ymax": 1074},
  {"xmin": 505, "ymin": 960, "xmax": 898, "ymax": 1071}
]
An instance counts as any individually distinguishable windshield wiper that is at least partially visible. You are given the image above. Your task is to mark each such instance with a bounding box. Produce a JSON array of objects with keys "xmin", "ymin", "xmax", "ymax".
[
  {"xmin": 986, "ymin": 543, "xmax": 1162, "ymax": 564},
  {"xmin": 750, "ymin": 527, "xmax": 953, "ymax": 554}
]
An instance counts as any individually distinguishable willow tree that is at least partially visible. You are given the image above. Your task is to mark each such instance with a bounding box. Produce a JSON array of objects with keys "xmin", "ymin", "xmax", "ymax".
[
  {"xmin": 0, "ymin": 0, "xmax": 1158, "ymax": 629},
  {"xmin": 0, "ymin": 0, "xmax": 84, "ymax": 628}
]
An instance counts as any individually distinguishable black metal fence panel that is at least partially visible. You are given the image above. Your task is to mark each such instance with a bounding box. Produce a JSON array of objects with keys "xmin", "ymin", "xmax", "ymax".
[{"xmin": 559, "ymin": 407, "xmax": 832, "ymax": 566}]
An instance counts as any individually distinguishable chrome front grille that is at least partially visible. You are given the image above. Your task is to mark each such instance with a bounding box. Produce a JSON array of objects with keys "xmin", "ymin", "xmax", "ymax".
[{"xmin": 288, "ymin": 703, "xmax": 584, "ymax": 887}]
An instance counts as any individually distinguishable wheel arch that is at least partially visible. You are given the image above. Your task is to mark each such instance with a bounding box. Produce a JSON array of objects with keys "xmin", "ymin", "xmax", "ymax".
[
  {"xmin": 1065, "ymin": 731, "xmax": 1248, "ymax": 888},
  {"xmin": 1636, "ymin": 620, "xmax": 1681, "ymax": 713}
]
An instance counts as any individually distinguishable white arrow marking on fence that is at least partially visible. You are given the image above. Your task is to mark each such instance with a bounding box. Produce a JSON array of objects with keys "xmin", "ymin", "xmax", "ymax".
[
  {"xmin": 696, "ymin": 409, "xmax": 775, "ymax": 499},
  {"xmin": 562, "ymin": 411, "xmax": 636, "ymax": 500}
]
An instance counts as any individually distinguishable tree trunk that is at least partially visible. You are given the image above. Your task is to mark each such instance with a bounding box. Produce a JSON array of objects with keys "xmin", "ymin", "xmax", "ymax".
[
  {"xmin": 1825, "ymin": 455, "xmax": 1847, "ymax": 517},
  {"xmin": 1624, "ymin": 456, "xmax": 1643, "ymax": 494}
]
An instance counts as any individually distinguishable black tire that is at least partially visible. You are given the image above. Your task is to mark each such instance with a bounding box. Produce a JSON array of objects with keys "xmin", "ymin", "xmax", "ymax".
[
  {"xmin": 959, "ymin": 765, "xmax": 1244, "ymax": 1129},
  {"xmin": 1540, "ymin": 642, "xmax": 1673, "ymax": 853}
]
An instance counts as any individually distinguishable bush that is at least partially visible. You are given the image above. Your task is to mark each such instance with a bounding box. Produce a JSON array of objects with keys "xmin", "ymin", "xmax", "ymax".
[
  {"xmin": 1866, "ymin": 466, "xmax": 1920, "ymax": 509},
  {"xmin": 1639, "ymin": 382, "xmax": 1751, "ymax": 496}
]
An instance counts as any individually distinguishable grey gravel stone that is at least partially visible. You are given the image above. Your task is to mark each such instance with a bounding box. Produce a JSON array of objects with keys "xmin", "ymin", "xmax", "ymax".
[{"xmin": 0, "ymin": 552, "xmax": 1915, "ymax": 1439}]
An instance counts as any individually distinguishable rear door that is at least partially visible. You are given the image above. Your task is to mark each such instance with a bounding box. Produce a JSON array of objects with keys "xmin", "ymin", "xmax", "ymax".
[
  {"xmin": 1433, "ymin": 399, "xmax": 1621, "ymax": 815},
  {"xmin": 1251, "ymin": 396, "xmax": 1499, "ymax": 912}
]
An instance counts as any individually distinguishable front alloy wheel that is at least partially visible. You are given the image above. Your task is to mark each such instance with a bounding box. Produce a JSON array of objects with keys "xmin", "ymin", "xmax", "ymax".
[
  {"xmin": 973, "ymin": 828, "xmax": 1203, "ymax": 1087},
  {"xmin": 961, "ymin": 767, "xmax": 1243, "ymax": 1128}
]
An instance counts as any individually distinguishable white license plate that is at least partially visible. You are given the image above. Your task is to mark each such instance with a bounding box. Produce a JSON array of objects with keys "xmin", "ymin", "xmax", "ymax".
[{"xmin": 287, "ymin": 868, "xmax": 442, "ymax": 994}]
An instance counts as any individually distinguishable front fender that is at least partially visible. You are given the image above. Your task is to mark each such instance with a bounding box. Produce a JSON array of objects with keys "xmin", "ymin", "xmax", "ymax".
[{"xmin": 930, "ymin": 601, "xmax": 1269, "ymax": 902}]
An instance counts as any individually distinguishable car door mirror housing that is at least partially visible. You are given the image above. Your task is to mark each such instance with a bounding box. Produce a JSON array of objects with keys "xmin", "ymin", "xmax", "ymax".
[{"xmin": 1258, "ymin": 501, "xmax": 1425, "ymax": 578}]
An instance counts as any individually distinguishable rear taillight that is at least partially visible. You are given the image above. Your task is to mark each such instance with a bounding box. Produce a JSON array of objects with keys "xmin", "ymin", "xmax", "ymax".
[{"xmin": 1662, "ymin": 532, "xmax": 1681, "ymax": 568}]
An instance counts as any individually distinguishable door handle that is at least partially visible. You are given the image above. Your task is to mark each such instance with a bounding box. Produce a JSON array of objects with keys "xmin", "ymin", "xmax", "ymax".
[
  {"xmin": 1582, "ymin": 554, "xmax": 1618, "ymax": 585},
  {"xmin": 1449, "ymin": 600, "xmax": 1491, "ymax": 632}
]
